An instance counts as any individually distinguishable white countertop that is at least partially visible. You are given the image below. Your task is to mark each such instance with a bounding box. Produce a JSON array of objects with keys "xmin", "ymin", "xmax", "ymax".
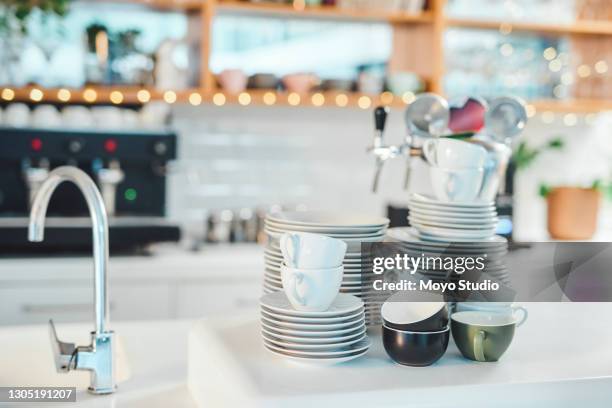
[
  {"xmin": 2, "ymin": 246, "xmax": 612, "ymax": 407},
  {"xmin": 2, "ymin": 304, "xmax": 611, "ymax": 407},
  {"xmin": 0, "ymin": 320, "xmax": 196, "ymax": 408},
  {"xmin": 188, "ymin": 303, "xmax": 612, "ymax": 408}
]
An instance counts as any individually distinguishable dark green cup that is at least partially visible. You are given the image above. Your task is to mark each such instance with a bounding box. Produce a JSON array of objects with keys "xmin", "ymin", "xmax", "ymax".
[{"xmin": 451, "ymin": 311, "xmax": 524, "ymax": 362}]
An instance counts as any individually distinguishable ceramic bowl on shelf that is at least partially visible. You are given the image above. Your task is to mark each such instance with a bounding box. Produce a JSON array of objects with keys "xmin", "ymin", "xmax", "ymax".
[
  {"xmin": 282, "ymin": 73, "xmax": 318, "ymax": 93},
  {"xmin": 320, "ymin": 79, "xmax": 355, "ymax": 92},
  {"xmin": 382, "ymin": 324, "xmax": 449, "ymax": 367},
  {"xmin": 217, "ymin": 69, "xmax": 248, "ymax": 94},
  {"xmin": 248, "ymin": 73, "xmax": 279, "ymax": 90}
]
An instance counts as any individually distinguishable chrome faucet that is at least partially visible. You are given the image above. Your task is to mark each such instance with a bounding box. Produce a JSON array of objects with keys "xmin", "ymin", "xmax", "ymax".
[{"xmin": 28, "ymin": 166, "xmax": 116, "ymax": 395}]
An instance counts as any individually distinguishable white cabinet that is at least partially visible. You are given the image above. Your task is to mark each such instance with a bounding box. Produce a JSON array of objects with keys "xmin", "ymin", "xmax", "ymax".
[
  {"xmin": 0, "ymin": 245, "xmax": 264, "ymax": 326},
  {"xmin": 0, "ymin": 284, "xmax": 171, "ymax": 325}
]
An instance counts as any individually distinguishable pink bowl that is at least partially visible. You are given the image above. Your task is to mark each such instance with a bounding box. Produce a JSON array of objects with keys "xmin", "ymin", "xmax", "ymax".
[
  {"xmin": 282, "ymin": 74, "xmax": 316, "ymax": 93},
  {"xmin": 218, "ymin": 69, "xmax": 247, "ymax": 94}
]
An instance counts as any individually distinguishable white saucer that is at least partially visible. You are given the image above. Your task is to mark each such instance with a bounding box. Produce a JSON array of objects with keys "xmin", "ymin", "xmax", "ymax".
[
  {"xmin": 266, "ymin": 211, "xmax": 389, "ymax": 229},
  {"xmin": 260, "ymin": 324, "xmax": 366, "ymax": 344},
  {"xmin": 260, "ymin": 292, "xmax": 364, "ymax": 318},
  {"xmin": 261, "ymin": 307, "xmax": 364, "ymax": 324},
  {"xmin": 410, "ymin": 193, "xmax": 494, "ymax": 209},
  {"xmin": 261, "ymin": 320, "xmax": 366, "ymax": 338},
  {"xmin": 262, "ymin": 330, "xmax": 366, "ymax": 350},
  {"xmin": 262, "ymin": 336, "xmax": 371, "ymax": 357},
  {"xmin": 261, "ymin": 314, "xmax": 365, "ymax": 331}
]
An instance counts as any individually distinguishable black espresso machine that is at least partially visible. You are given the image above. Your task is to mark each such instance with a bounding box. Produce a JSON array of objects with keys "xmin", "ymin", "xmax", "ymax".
[{"xmin": 0, "ymin": 127, "xmax": 180, "ymax": 252}]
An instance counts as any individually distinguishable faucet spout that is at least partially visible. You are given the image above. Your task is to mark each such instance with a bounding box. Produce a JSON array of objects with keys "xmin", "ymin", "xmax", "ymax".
[{"xmin": 28, "ymin": 165, "xmax": 110, "ymax": 334}]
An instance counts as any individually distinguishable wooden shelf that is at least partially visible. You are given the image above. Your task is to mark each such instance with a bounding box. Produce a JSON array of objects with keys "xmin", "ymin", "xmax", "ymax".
[
  {"xmin": 126, "ymin": 0, "xmax": 205, "ymax": 11},
  {"xmin": 446, "ymin": 18, "xmax": 612, "ymax": 36},
  {"xmin": 216, "ymin": 1, "xmax": 434, "ymax": 23},
  {"xmin": 0, "ymin": 86, "xmax": 198, "ymax": 105},
  {"xmin": 0, "ymin": 86, "xmax": 411, "ymax": 109},
  {"xmin": 531, "ymin": 99, "xmax": 612, "ymax": 113},
  {"xmin": 4, "ymin": 86, "xmax": 612, "ymax": 112}
]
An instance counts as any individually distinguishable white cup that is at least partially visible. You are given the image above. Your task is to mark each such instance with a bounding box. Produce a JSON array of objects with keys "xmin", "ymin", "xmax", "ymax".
[
  {"xmin": 281, "ymin": 263, "xmax": 343, "ymax": 312},
  {"xmin": 430, "ymin": 165, "xmax": 484, "ymax": 202},
  {"xmin": 4, "ymin": 103, "xmax": 31, "ymax": 128},
  {"xmin": 62, "ymin": 106, "xmax": 94, "ymax": 128},
  {"xmin": 455, "ymin": 302, "xmax": 528, "ymax": 327},
  {"xmin": 31, "ymin": 105, "xmax": 62, "ymax": 128},
  {"xmin": 280, "ymin": 232, "xmax": 347, "ymax": 269},
  {"xmin": 423, "ymin": 138, "xmax": 488, "ymax": 169},
  {"xmin": 91, "ymin": 107, "xmax": 124, "ymax": 130}
]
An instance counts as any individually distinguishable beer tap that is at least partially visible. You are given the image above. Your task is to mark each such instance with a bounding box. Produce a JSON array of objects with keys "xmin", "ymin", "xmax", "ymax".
[
  {"xmin": 367, "ymin": 106, "xmax": 399, "ymax": 193},
  {"xmin": 367, "ymin": 94, "xmax": 451, "ymax": 193}
]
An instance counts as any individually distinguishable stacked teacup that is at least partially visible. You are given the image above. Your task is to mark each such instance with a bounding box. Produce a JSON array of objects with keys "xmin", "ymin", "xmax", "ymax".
[
  {"xmin": 262, "ymin": 211, "xmax": 389, "ymax": 325},
  {"xmin": 259, "ymin": 232, "xmax": 371, "ymax": 365},
  {"xmin": 280, "ymin": 232, "xmax": 347, "ymax": 312},
  {"xmin": 403, "ymin": 137, "xmax": 509, "ymax": 286}
]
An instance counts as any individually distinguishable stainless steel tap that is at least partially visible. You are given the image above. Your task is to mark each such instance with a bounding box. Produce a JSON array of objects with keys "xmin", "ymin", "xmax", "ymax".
[
  {"xmin": 28, "ymin": 166, "xmax": 116, "ymax": 395},
  {"xmin": 367, "ymin": 106, "xmax": 399, "ymax": 192}
]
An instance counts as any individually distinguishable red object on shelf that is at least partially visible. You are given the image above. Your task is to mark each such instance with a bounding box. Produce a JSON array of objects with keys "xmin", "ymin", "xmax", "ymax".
[
  {"xmin": 30, "ymin": 138, "xmax": 43, "ymax": 152},
  {"xmin": 104, "ymin": 139, "xmax": 118, "ymax": 153}
]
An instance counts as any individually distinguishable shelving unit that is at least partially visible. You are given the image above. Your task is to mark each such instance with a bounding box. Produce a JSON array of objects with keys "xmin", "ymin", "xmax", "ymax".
[{"xmin": 1, "ymin": 0, "xmax": 611, "ymax": 113}]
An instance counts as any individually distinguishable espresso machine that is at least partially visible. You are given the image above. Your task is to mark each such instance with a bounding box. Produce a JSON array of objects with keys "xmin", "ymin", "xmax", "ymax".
[{"xmin": 0, "ymin": 127, "xmax": 180, "ymax": 252}]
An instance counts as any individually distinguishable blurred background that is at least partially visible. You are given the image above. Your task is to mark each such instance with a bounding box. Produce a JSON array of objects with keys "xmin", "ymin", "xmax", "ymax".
[{"xmin": 0, "ymin": 0, "xmax": 611, "ymax": 325}]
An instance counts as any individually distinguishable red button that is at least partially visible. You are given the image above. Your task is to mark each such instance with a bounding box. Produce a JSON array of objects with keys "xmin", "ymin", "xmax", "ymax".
[
  {"xmin": 104, "ymin": 139, "xmax": 118, "ymax": 153},
  {"xmin": 31, "ymin": 138, "xmax": 43, "ymax": 151}
]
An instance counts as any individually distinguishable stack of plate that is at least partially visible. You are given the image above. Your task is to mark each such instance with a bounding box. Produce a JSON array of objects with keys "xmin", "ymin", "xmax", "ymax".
[
  {"xmin": 263, "ymin": 211, "xmax": 389, "ymax": 325},
  {"xmin": 408, "ymin": 193, "xmax": 498, "ymax": 242},
  {"xmin": 260, "ymin": 292, "xmax": 371, "ymax": 365}
]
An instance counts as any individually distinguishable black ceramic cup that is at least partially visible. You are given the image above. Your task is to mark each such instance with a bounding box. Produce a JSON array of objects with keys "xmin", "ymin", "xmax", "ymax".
[
  {"xmin": 382, "ymin": 300, "xmax": 449, "ymax": 332},
  {"xmin": 382, "ymin": 325, "xmax": 450, "ymax": 367}
]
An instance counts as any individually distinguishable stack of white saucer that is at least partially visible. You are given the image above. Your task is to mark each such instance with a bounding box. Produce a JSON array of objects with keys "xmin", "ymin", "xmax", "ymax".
[
  {"xmin": 386, "ymin": 226, "xmax": 509, "ymax": 285},
  {"xmin": 408, "ymin": 193, "xmax": 498, "ymax": 242},
  {"xmin": 260, "ymin": 292, "xmax": 370, "ymax": 365},
  {"xmin": 263, "ymin": 211, "xmax": 389, "ymax": 326}
]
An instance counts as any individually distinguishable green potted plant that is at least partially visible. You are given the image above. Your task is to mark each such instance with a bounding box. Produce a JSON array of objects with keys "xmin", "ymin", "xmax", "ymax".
[{"xmin": 514, "ymin": 137, "xmax": 611, "ymax": 240}]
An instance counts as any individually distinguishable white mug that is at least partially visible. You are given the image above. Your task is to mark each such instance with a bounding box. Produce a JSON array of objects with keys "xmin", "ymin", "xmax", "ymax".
[
  {"xmin": 280, "ymin": 232, "xmax": 347, "ymax": 269},
  {"xmin": 4, "ymin": 103, "xmax": 31, "ymax": 128},
  {"xmin": 61, "ymin": 106, "xmax": 94, "ymax": 128},
  {"xmin": 455, "ymin": 302, "xmax": 528, "ymax": 327},
  {"xmin": 31, "ymin": 105, "xmax": 62, "ymax": 128},
  {"xmin": 281, "ymin": 263, "xmax": 343, "ymax": 312},
  {"xmin": 423, "ymin": 138, "xmax": 488, "ymax": 169},
  {"xmin": 430, "ymin": 165, "xmax": 484, "ymax": 203}
]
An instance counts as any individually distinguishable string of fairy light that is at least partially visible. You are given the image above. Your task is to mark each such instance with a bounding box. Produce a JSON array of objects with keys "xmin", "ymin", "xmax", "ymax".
[
  {"xmin": 495, "ymin": 22, "xmax": 609, "ymax": 126},
  {"xmin": 0, "ymin": 86, "xmax": 420, "ymax": 110}
]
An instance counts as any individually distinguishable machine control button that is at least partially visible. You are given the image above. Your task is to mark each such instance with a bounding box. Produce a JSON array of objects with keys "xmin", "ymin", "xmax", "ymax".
[
  {"xmin": 68, "ymin": 139, "xmax": 84, "ymax": 153},
  {"xmin": 153, "ymin": 141, "xmax": 168, "ymax": 156}
]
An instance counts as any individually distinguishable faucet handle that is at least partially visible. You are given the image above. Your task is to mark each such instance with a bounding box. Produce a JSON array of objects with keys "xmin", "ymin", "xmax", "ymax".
[{"xmin": 49, "ymin": 319, "xmax": 77, "ymax": 373}]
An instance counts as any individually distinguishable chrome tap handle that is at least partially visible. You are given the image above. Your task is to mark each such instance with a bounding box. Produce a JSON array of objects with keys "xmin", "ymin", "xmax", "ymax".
[
  {"xmin": 373, "ymin": 106, "xmax": 389, "ymax": 148},
  {"xmin": 49, "ymin": 319, "xmax": 77, "ymax": 373}
]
